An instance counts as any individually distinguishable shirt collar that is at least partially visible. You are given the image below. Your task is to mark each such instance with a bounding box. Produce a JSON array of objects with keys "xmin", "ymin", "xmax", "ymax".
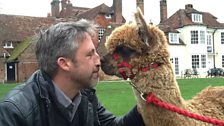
[{"xmin": 53, "ymin": 82, "xmax": 82, "ymax": 108}]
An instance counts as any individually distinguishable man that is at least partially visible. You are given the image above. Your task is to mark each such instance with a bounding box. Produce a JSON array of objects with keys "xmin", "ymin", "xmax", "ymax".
[{"xmin": 0, "ymin": 19, "xmax": 145, "ymax": 126}]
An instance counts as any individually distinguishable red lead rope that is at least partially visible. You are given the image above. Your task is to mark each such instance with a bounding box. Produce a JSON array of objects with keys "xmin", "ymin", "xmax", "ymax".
[{"xmin": 146, "ymin": 93, "xmax": 224, "ymax": 126}]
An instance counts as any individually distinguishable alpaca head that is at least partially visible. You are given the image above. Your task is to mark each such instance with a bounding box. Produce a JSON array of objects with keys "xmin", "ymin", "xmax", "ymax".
[{"xmin": 101, "ymin": 8, "xmax": 174, "ymax": 93}]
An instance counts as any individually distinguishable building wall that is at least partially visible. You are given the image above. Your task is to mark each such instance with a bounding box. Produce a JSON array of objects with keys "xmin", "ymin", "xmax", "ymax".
[
  {"xmin": 17, "ymin": 62, "xmax": 38, "ymax": 82},
  {"xmin": 17, "ymin": 42, "xmax": 38, "ymax": 82},
  {"xmin": 168, "ymin": 45, "xmax": 187, "ymax": 77},
  {"xmin": 174, "ymin": 25, "xmax": 220, "ymax": 76},
  {"xmin": 214, "ymin": 29, "xmax": 224, "ymax": 68},
  {"xmin": 0, "ymin": 59, "xmax": 6, "ymax": 82}
]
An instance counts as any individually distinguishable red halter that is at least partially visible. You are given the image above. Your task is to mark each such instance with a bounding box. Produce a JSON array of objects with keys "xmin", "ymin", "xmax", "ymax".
[{"xmin": 112, "ymin": 53, "xmax": 159, "ymax": 80}]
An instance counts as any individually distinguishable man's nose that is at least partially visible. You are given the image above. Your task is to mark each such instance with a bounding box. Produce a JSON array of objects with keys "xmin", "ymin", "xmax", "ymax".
[{"xmin": 95, "ymin": 53, "xmax": 101, "ymax": 67}]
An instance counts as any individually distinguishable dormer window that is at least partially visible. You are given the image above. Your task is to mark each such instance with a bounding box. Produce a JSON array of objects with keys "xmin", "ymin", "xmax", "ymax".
[
  {"xmin": 192, "ymin": 13, "xmax": 202, "ymax": 23},
  {"xmin": 169, "ymin": 33, "xmax": 179, "ymax": 44},
  {"xmin": 3, "ymin": 41, "xmax": 14, "ymax": 49},
  {"xmin": 105, "ymin": 14, "xmax": 112, "ymax": 19}
]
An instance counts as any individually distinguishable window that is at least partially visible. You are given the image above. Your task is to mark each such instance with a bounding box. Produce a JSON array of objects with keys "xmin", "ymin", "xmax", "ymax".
[
  {"xmin": 201, "ymin": 55, "xmax": 206, "ymax": 68},
  {"xmin": 200, "ymin": 31, "xmax": 205, "ymax": 44},
  {"xmin": 207, "ymin": 34, "xmax": 213, "ymax": 53},
  {"xmin": 3, "ymin": 41, "xmax": 14, "ymax": 48},
  {"xmin": 98, "ymin": 28, "xmax": 105, "ymax": 42},
  {"xmin": 170, "ymin": 58, "xmax": 173, "ymax": 63},
  {"xmin": 191, "ymin": 30, "xmax": 205, "ymax": 44},
  {"xmin": 192, "ymin": 13, "xmax": 202, "ymax": 23},
  {"xmin": 105, "ymin": 14, "xmax": 112, "ymax": 19},
  {"xmin": 191, "ymin": 31, "xmax": 198, "ymax": 44},
  {"xmin": 207, "ymin": 34, "xmax": 212, "ymax": 45},
  {"xmin": 192, "ymin": 55, "xmax": 199, "ymax": 68},
  {"xmin": 174, "ymin": 58, "xmax": 179, "ymax": 74},
  {"xmin": 221, "ymin": 32, "xmax": 224, "ymax": 44},
  {"xmin": 170, "ymin": 57, "xmax": 179, "ymax": 75},
  {"xmin": 222, "ymin": 55, "xmax": 224, "ymax": 67},
  {"xmin": 169, "ymin": 33, "xmax": 179, "ymax": 44},
  {"xmin": 207, "ymin": 46, "xmax": 212, "ymax": 53},
  {"xmin": 192, "ymin": 55, "xmax": 207, "ymax": 68}
]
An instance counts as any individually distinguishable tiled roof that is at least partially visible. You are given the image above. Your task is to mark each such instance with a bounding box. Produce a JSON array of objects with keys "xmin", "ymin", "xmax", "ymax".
[
  {"xmin": 0, "ymin": 14, "xmax": 55, "ymax": 43},
  {"xmin": 158, "ymin": 24, "xmax": 179, "ymax": 33},
  {"xmin": 0, "ymin": 14, "xmax": 77, "ymax": 61},
  {"xmin": 65, "ymin": 6, "xmax": 90, "ymax": 18},
  {"xmin": 7, "ymin": 37, "xmax": 32, "ymax": 62},
  {"xmin": 159, "ymin": 8, "xmax": 224, "ymax": 32},
  {"xmin": 77, "ymin": 3, "xmax": 113, "ymax": 20}
]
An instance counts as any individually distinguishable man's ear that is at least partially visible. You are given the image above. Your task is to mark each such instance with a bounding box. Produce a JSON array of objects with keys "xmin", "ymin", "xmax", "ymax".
[{"xmin": 57, "ymin": 57, "xmax": 72, "ymax": 71}]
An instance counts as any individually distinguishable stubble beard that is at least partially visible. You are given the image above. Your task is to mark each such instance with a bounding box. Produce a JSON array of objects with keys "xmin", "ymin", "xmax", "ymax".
[{"xmin": 90, "ymin": 77, "xmax": 99, "ymax": 88}]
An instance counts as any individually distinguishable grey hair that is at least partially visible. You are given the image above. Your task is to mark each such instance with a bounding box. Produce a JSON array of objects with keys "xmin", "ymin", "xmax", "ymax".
[{"xmin": 35, "ymin": 19, "xmax": 98, "ymax": 77}]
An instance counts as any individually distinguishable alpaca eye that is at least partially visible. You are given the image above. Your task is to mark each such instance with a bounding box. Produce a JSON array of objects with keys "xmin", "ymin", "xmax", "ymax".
[
  {"xmin": 115, "ymin": 46, "xmax": 136, "ymax": 58},
  {"xmin": 123, "ymin": 47, "xmax": 135, "ymax": 55}
]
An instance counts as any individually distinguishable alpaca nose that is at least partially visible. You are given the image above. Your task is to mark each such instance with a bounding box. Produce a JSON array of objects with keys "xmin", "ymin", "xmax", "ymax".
[{"xmin": 100, "ymin": 56, "xmax": 105, "ymax": 64}]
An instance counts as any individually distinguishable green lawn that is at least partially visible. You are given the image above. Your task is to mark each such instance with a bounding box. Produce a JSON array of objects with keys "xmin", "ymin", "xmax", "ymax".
[
  {"xmin": 0, "ymin": 78, "xmax": 223, "ymax": 116},
  {"xmin": 0, "ymin": 84, "xmax": 18, "ymax": 99},
  {"xmin": 96, "ymin": 78, "xmax": 224, "ymax": 115}
]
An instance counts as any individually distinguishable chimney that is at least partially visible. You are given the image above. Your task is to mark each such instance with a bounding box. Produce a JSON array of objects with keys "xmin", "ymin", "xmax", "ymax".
[
  {"xmin": 61, "ymin": 0, "xmax": 67, "ymax": 11},
  {"xmin": 66, "ymin": 0, "xmax": 73, "ymax": 18},
  {"xmin": 113, "ymin": 0, "xmax": 123, "ymax": 23},
  {"xmin": 160, "ymin": 0, "xmax": 167, "ymax": 23},
  {"xmin": 136, "ymin": 0, "xmax": 144, "ymax": 14},
  {"xmin": 185, "ymin": 4, "xmax": 193, "ymax": 10},
  {"xmin": 47, "ymin": 12, "xmax": 51, "ymax": 17},
  {"xmin": 51, "ymin": 0, "xmax": 60, "ymax": 18}
]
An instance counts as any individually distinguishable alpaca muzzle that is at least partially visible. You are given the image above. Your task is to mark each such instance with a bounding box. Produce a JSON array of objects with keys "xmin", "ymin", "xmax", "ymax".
[{"xmin": 112, "ymin": 53, "xmax": 161, "ymax": 80}]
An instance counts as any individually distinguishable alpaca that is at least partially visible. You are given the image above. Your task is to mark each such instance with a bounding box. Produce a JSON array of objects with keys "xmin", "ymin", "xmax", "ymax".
[{"xmin": 100, "ymin": 8, "xmax": 224, "ymax": 126}]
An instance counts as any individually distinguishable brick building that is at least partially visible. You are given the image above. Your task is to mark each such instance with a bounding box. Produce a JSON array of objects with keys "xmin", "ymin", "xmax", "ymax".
[
  {"xmin": 0, "ymin": 0, "xmax": 128, "ymax": 82},
  {"xmin": 0, "ymin": 15, "xmax": 57, "ymax": 82}
]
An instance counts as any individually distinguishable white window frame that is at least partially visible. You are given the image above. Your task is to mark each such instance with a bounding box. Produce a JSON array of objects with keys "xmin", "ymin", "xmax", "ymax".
[
  {"xmin": 170, "ymin": 57, "xmax": 179, "ymax": 75},
  {"xmin": 192, "ymin": 13, "xmax": 202, "ymax": 23},
  {"xmin": 191, "ymin": 54, "xmax": 207, "ymax": 69},
  {"xmin": 191, "ymin": 30, "xmax": 198, "ymax": 44},
  {"xmin": 191, "ymin": 30, "xmax": 206, "ymax": 44},
  {"xmin": 201, "ymin": 55, "xmax": 206, "ymax": 68},
  {"xmin": 105, "ymin": 14, "xmax": 112, "ymax": 19},
  {"xmin": 192, "ymin": 55, "xmax": 200, "ymax": 68},
  {"xmin": 222, "ymin": 55, "xmax": 224, "ymax": 68},
  {"xmin": 3, "ymin": 41, "xmax": 14, "ymax": 49},
  {"xmin": 207, "ymin": 34, "xmax": 213, "ymax": 53},
  {"xmin": 221, "ymin": 32, "xmax": 224, "ymax": 44},
  {"xmin": 174, "ymin": 57, "xmax": 179, "ymax": 74},
  {"xmin": 169, "ymin": 33, "xmax": 179, "ymax": 44},
  {"xmin": 200, "ymin": 31, "xmax": 205, "ymax": 44}
]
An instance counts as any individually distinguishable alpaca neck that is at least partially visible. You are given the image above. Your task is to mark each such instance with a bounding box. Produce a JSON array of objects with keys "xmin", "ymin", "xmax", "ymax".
[
  {"xmin": 133, "ymin": 64, "xmax": 185, "ymax": 107},
  {"xmin": 134, "ymin": 86, "xmax": 189, "ymax": 126}
]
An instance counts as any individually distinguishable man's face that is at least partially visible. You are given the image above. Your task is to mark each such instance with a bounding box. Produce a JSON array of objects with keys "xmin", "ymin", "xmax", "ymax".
[{"xmin": 70, "ymin": 34, "xmax": 101, "ymax": 88}]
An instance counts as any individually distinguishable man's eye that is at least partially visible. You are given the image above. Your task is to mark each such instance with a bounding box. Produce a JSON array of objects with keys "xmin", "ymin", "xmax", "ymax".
[{"xmin": 87, "ymin": 54, "xmax": 92, "ymax": 57}]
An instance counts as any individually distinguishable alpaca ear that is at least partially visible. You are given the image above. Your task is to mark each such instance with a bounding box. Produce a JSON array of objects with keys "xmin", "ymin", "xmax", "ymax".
[{"xmin": 134, "ymin": 7, "xmax": 152, "ymax": 48}]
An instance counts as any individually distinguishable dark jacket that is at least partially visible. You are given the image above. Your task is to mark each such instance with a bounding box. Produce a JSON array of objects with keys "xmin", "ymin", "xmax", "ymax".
[{"xmin": 0, "ymin": 70, "xmax": 145, "ymax": 126}]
